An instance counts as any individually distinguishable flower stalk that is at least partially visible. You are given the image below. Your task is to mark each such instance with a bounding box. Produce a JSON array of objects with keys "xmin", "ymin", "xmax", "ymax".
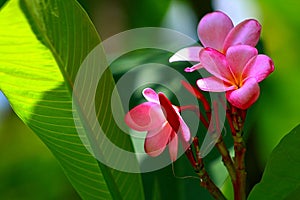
[
  {"xmin": 233, "ymin": 135, "xmax": 246, "ymax": 200},
  {"xmin": 215, "ymin": 137, "xmax": 236, "ymax": 186},
  {"xmin": 186, "ymin": 137, "xmax": 227, "ymax": 200},
  {"xmin": 196, "ymin": 167, "xmax": 227, "ymax": 200},
  {"xmin": 230, "ymin": 106, "xmax": 247, "ymax": 200}
]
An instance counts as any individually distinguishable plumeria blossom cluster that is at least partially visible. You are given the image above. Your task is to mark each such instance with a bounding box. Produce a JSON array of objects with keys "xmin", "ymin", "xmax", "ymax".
[
  {"xmin": 125, "ymin": 11, "xmax": 274, "ymax": 200},
  {"xmin": 170, "ymin": 11, "xmax": 274, "ymax": 109},
  {"xmin": 125, "ymin": 12, "xmax": 274, "ymax": 200},
  {"xmin": 125, "ymin": 11, "xmax": 274, "ymax": 160}
]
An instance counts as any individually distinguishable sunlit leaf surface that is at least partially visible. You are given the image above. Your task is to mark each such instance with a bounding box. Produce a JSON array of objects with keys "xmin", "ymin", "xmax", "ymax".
[{"xmin": 0, "ymin": 0, "xmax": 144, "ymax": 199}]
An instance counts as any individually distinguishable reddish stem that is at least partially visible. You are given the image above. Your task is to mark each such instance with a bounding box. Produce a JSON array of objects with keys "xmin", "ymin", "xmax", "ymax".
[
  {"xmin": 229, "ymin": 105, "xmax": 247, "ymax": 200},
  {"xmin": 215, "ymin": 137, "xmax": 236, "ymax": 189},
  {"xmin": 179, "ymin": 105, "xmax": 209, "ymax": 128},
  {"xmin": 185, "ymin": 146, "xmax": 197, "ymax": 169},
  {"xmin": 233, "ymin": 135, "xmax": 246, "ymax": 200},
  {"xmin": 197, "ymin": 168, "xmax": 227, "ymax": 200},
  {"xmin": 212, "ymin": 101, "xmax": 236, "ymax": 189},
  {"xmin": 191, "ymin": 137, "xmax": 227, "ymax": 200},
  {"xmin": 193, "ymin": 136, "xmax": 201, "ymax": 165},
  {"xmin": 226, "ymin": 110, "xmax": 236, "ymax": 136},
  {"xmin": 181, "ymin": 80, "xmax": 211, "ymax": 116}
]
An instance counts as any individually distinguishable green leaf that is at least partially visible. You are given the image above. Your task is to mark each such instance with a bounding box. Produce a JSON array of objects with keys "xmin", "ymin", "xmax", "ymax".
[
  {"xmin": 0, "ymin": 0, "xmax": 144, "ymax": 200},
  {"xmin": 248, "ymin": 124, "xmax": 300, "ymax": 200}
]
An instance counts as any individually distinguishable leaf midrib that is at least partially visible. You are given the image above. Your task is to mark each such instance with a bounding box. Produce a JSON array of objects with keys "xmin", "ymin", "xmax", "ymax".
[{"xmin": 20, "ymin": 1, "xmax": 124, "ymax": 199}]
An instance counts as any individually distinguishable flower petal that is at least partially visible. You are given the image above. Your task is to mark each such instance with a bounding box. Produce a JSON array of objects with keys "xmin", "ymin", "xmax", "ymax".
[
  {"xmin": 198, "ymin": 11, "xmax": 233, "ymax": 51},
  {"xmin": 144, "ymin": 123, "xmax": 172, "ymax": 157},
  {"xmin": 169, "ymin": 47, "xmax": 203, "ymax": 62},
  {"xmin": 223, "ymin": 19, "xmax": 261, "ymax": 52},
  {"xmin": 199, "ymin": 48, "xmax": 235, "ymax": 82},
  {"xmin": 226, "ymin": 45, "xmax": 258, "ymax": 81},
  {"xmin": 197, "ymin": 76, "xmax": 236, "ymax": 92},
  {"xmin": 178, "ymin": 116, "xmax": 191, "ymax": 142},
  {"xmin": 143, "ymin": 88, "xmax": 159, "ymax": 103},
  {"xmin": 184, "ymin": 63, "xmax": 203, "ymax": 72},
  {"xmin": 158, "ymin": 93, "xmax": 180, "ymax": 132},
  {"xmin": 168, "ymin": 132, "xmax": 178, "ymax": 161},
  {"xmin": 242, "ymin": 55, "xmax": 275, "ymax": 83},
  {"xmin": 226, "ymin": 78, "xmax": 260, "ymax": 109},
  {"xmin": 125, "ymin": 102, "xmax": 165, "ymax": 131}
]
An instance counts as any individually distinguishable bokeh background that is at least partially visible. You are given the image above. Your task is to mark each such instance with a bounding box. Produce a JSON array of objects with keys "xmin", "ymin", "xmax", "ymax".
[{"xmin": 0, "ymin": 0, "xmax": 299, "ymax": 199}]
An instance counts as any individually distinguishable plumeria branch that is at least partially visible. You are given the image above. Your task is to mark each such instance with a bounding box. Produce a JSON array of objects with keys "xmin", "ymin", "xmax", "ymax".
[
  {"xmin": 185, "ymin": 137, "xmax": 227, "ymax": 200},
  {"xmin": 196, "ymin": 165, "xmax": 227, "ymax": 200},
  {"xmin": 233, "ymin": 135, "xmax": 246, "ymax": 200},
  {"xmin": 182, "ymin": 83, "xmax": 240, "ymax": 199},
  {"xmin": 229, "ymin": 106, "xmax": 247, "ymax": 200},
  {"xmin": 207, "ymin": 96, "xmax": 237, "ymax": 192},
  {"xmin": 215, "ymin": 136, "xmax": 236, "ymax": 187}
]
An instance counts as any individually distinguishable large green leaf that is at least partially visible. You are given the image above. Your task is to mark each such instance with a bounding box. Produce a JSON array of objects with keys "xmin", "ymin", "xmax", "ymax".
[
  {"xmin": 248, "ymin": 124, "xmax": 300, "ymax": 199},
  {"xmin": 0, "ymin": 0, "xmax": 144, "ymax": 199}
]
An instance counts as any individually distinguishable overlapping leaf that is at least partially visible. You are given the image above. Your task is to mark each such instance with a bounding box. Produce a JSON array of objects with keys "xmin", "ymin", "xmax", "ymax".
[
  {"xmin": 248, "ymin": 124, "xmax": 300, "ymax": 199},
  {"xmin": 0, "ymin": 0, "xmax": 144, "ymax": 199}
]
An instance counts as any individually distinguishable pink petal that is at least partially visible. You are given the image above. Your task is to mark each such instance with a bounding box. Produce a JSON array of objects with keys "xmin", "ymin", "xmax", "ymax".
[
  {"xmin": 242, "ymin": 55, "xmax": 275, "ymax": 83},
  {"xmin": 223, "ymin": 19, "xmax": 261, "ymax": 52},
  {"xmin": 181, "ymin": 139, "xmax": 191, "ymax": 152},
  {"xmin": 199, "ymin": 48, "xmax": 235, "ymax": 82},
  {"xmin": 198, "ymin": 11, "xmax": 233, "ymax": 51},
  {"xmin": 226, "ymin": 45, "xmax": 258, "ymax": 81},
  {"xmin": 178, "ymin": 116, "xmax": 191, "ymax": 142},
  {"xmin": 158, "ymin": 93, "xmax": 180, "ymax": 132},
  {"xmin": 169, "ymin": 47, "xmax": 203, "ymax": 62},
  {"xmin": 124, "ymin": 102, "xmax": 165, "ymax": 131},
  {"xmin": 197, "ymin": 76, "xmax": 236, "ymax": 92},
  {"xmin": 144, "ymin": 123, "xmax": 172, "ymax": 157},
  {"xmin": 184, "ymin": 63, "xmax": 203, "ymax": 72},
  {"xmin": 226, "ymin": 78, "xmax": 260, "ymax": 110},
  {"xmin": 143, "ymin": 88, "xmax": 159, "ymax": 103},
  {"xmin": 168, "ymin": 132, "xmax": 178, "ymax": 161}
]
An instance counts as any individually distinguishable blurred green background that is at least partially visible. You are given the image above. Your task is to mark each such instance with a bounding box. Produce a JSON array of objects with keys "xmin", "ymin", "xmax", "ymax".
[{"xmin": 0, "ymin": 0, "xmax": 299, "ymax": 199}]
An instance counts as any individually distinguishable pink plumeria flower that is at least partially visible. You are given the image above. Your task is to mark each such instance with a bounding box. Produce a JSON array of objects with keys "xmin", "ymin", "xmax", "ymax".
[
  {"xmin": 124, "ymin": 88, "xmax": 191, "ymax": 161},
  {"xmin": 197, "ymin": 45, "xmax": 274, "ymax": 110},
  {"xmin": 169, "ymin": 11, "xmax": 261, "ymax": 72}
]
